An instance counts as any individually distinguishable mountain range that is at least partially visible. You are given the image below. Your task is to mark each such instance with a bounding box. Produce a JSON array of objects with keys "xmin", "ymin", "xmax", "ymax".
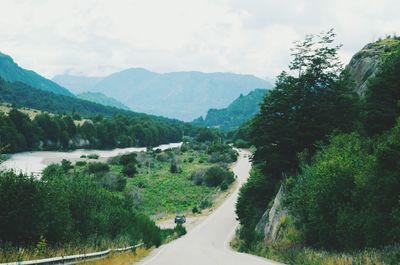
[{"xmin": 53, "ymin": 69, "xmax": 272, "ymax": 121}]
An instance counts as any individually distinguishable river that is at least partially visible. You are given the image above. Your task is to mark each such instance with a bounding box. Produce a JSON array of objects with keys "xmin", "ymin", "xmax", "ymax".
[{"xmin": 0, "ymin": 142, "xmax": 182, "ymax": 177}]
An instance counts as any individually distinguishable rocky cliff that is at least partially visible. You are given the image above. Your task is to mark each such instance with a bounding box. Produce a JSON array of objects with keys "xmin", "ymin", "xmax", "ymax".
[
  {"xmin": 255, "ymin": 185, "xmax": 288, "ymax": 242},
  {"xmin": 346, "ymin": 37, "xmax": 400, "ymax": 95}
]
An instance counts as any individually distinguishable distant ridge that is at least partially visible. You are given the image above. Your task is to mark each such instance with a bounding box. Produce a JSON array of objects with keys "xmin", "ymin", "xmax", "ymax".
[
  {"xmin": 77, "ymin": 92, "xmax": 131, "ymax": 110},
  {"xmin": 53, "ymin": 69, "xmax": 272, "ymax": 121}
]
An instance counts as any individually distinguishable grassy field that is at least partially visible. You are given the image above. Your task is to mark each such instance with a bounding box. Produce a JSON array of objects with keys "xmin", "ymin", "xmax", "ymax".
[{"xmin": 112, "ymin": 146, "xmax": 231, "ymax": 218}]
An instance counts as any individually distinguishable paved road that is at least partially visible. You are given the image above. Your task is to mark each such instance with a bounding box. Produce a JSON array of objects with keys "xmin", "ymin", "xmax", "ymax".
[{"xmin": 136, "ymin": 149, "xmax": 284, "ymax": 265}]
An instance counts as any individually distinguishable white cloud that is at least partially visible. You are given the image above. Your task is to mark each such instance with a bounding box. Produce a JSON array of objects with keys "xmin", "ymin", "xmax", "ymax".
[{"xmin": 0, "ymin": 0, "xmax": 399, "ymax": 80}]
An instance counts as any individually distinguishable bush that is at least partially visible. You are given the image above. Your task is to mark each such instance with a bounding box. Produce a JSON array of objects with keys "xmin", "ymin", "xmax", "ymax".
[
  {"xmin": 61, "ymin": 159, "xmax": 72, "ymax": 172},
  {"xmin": 0, "ymin": 170, "xmax": 162, "ymax": 248},
  {"xmin": 75, "ymin": 161, "xmax": 87, "ymax": 167},
  {"xmin": 287, "ymin": 131, "xmax": 400, "ymax": 250},
  {"xmin": 190, "ymin": 168, "xmax": 206, "ymax": 185},
  {"xmin": 87, "ymin": 162, "xmax": 110, "ymax": 174},
  {"xmin": 87, "ymin": 154, "xmax": 99, "ymax": 159},
  {"xmin": 234, "ymin": 139, "xmax": 250, "ymax": 148},
  {"xmin": 203, "ymin": 166, "xmax": 234, "ymax": 188},
  {"xmin": 169, "ymin": 162, "xmax": 179, "ymax": 173},
  {"xmin": 119, "ymin": 153, "xmax": 137, "ymax": 166},
  {"xmin": 122, "ymin": 162, "xmax": 137, "ymax": 177},
  {"xmin": 99, "ymin": 173, "xmax": 127, "ymax": 192}
]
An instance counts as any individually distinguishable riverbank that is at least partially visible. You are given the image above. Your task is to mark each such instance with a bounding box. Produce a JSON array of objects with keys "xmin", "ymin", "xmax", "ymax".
[{"xmin": 0, "ymin": 143, "xmax": 182, "ymax": 176}]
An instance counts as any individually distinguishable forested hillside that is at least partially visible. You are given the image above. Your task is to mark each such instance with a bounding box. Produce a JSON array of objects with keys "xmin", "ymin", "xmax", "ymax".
[
  {"xmin": 234, "ymin": 32, "xmax": 400, "ymax": 264},
  {"xmin": 192, "ymin": 89, "xmax": 267, "ymax": 132},
  {"xmin": 0, "ymin": 52, "xmax": 73, "ymax": 97}
]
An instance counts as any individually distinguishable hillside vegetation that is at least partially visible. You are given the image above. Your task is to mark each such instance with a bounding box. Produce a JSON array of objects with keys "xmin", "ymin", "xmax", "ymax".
[
  {"xmin": 0, "ymin": 52, "xmax": 73, "ymax": 96},
  {"xmin": 234, "ymin": 32, "xmax": 400, "ymax": 264},
  {"xmin": 192, "ymin": 89, "xmax": 267, "ymax": 132}
]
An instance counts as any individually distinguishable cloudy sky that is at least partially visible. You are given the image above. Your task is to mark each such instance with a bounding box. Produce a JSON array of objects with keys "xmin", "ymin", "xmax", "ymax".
[{"xmin": 1, "ymin": 0, "xmax": 399, "ymax": 80}]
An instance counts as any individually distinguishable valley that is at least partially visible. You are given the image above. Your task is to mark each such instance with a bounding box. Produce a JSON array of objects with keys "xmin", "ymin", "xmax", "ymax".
[{"xmin": 0, "ymin": 3, "xmax": 399, "ymax": 264}]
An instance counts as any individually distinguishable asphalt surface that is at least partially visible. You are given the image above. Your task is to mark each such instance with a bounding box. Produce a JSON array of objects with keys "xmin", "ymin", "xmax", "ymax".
[{"xmin": 135, "ymin": 149, "xmax": 285, "ymax": 265}]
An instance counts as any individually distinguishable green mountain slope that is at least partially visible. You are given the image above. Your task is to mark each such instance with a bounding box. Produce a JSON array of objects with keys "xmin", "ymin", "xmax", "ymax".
[
  {"xmin": 77, "ymin": 92, "xmax": 130, "ymax": 110},
  {"xmin": 192, "ymin": 89, "xmax": 268, "ymax": 131},
  {"xmin": 53, "ymin": 69, "xmax": 272, "ymax": 121},
  {"xmin": 0, "ymin": 52, "xmax": 74, "ymax": 97}
]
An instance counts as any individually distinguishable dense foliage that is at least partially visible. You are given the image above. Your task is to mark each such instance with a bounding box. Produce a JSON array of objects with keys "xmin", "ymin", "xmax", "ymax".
[
  {"xmin": 236, "ymin": 30, "xmax": 360, "ymax": 236},
  {"xmin": 364, "ymin": 49, "xmax": 400, "ymax": 135},
  {"xmin": 236, "ymin": 33, "xmax": 400, "ymax": 254},
  {"xmin": 192, "ymin": 89, "xmax": 267, "ymax": 132},
  {"xmin": 287, "ymin": 130, "xmax": 400, "ymax": 250},
  {"xmin": 0, "ymin": 170, "xmax": 162, "ymax": 248},
  {"xmin": 0, "ymin": 108, "xmax": 183, "ymax": 153}
]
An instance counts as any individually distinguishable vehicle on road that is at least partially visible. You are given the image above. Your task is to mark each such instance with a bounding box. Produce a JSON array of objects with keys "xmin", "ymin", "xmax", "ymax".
[{"xmin": 174, "ymin": 215, "xmax": 186, "ymax": 224}]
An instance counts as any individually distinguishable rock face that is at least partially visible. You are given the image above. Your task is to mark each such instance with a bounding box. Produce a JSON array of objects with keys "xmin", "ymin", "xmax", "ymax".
[
  {"xmin": 346, "ymin": 38, "xmax": 400, "ymax": 96},
  {"xmin": 255, "ymin": 185, "xmax": 288, "ymax": 242}
]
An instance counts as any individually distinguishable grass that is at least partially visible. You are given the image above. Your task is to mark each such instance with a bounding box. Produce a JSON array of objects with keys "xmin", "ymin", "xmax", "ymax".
[
  {"xmin": 81, "ymin": 247, "xmax": 153, "ymax": 265},
  {"xmin": 123, "ymin": 149, "xmax": 223, "ymax": 217},
  {"xmin": 0, "ymin": 238, "xmax": 133, "ymax": 263},
  {"xmin": 0, "ymin": 102, "xmax": 89, "ymax": 125},
  {"xmin": 0, "ymin": 103, "xmax": 42, "ymax": 119}
]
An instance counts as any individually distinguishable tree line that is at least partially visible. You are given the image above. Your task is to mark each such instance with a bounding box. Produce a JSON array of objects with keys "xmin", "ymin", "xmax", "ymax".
[
  {"xmin": 236, "ymin": 31, "xmax": 400, "ymax": 251},
  {"xmin": 0, "ymin": 109, "xmax": 184, "ymax": 153}
]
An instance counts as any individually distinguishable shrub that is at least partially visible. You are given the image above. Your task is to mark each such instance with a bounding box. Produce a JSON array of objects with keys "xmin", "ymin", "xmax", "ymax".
[
  {"xmin": 87, "ymin": 154, "xmax": 99, "ymax": 159},
  {"xmin": 190, "ymin": 168, "xmax": 206, "ymax": 185},
  {"xmin": 61, "ymin": 159, "xmax": 72, "ymax": 172},
  {"xmin": 87, "ymin": 162, "xmax": 110, "ymax": 174},
  {"xmin": 122, "ymin": 162, "xmax": 137, "ymax": 177},
  {"xmin": 203, "ymin": 166, "xmax": 234, "ymax": 188},
  {"xmin": 99, "ymin": 173, "xmax": 127, "ymax": 192},
  {"xmin": 75, "ymin": 161, "xmax": 87, "ymax": 167},
  {"xmin": 119, "ymin": 153, "xmax": 137, "ymax": 166}
]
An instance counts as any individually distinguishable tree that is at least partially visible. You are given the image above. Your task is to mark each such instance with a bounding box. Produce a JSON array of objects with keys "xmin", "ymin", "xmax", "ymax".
[
  {"xmin": 122, "ymin": 162, "xmax": 137, "ymax": 178},
  {"xmin": 251, "ymin": 30, "xmax": 359, "ymax": 178},
  {"xmin": 364, "ymin": 49, "xmax": 400, "ymax": 135},
  {"xmin": 237, "ymin": 30, "xmax": 360, "ymax": 241}
]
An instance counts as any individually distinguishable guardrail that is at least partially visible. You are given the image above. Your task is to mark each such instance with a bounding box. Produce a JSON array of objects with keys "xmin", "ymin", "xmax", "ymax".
[{"xmin": 1, "ymin": 243, "xmax": 144, "ymax": 265}]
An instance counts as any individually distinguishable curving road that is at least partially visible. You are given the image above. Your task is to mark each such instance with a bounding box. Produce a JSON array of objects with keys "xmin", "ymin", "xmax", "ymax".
[{"xmin": 136, "ymin": 149, "xmax": 284, "ymax": 265}]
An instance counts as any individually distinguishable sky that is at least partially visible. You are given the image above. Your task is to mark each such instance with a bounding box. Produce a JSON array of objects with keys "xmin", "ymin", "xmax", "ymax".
[{"xmin": 0, "ymin": 0, "xmax": 399, "ymax": 80}]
